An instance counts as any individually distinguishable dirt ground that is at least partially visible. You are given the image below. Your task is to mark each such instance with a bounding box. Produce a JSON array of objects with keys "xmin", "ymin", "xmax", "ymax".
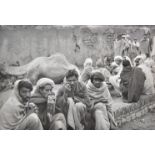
[
  {"xmin": 1, "ymin": 89, "xmax": 155, "ymax": 130},
  {"xmin": 118, "ymin": 110, "xmax": 155, "ymax": 130}
]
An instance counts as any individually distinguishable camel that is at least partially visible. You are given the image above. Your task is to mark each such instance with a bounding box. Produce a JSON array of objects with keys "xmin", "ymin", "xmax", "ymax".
[{"xmin": 2, "ymin": 53, "xmax": 79, "ymax": 84}]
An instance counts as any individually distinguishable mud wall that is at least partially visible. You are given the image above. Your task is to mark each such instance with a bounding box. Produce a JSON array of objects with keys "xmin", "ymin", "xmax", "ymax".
[{"xmin": 0, "ymin": 25, "xmax": 155, "ymax": 66}]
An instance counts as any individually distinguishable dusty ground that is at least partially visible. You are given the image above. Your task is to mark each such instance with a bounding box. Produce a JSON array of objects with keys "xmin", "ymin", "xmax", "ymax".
[
  {"xmin": 1, "ymin": 88, "xmax": 155, "ymax": 130},
  {"xmin": 119, "ymin": 110, "xmax": 155, "ymax": 130}
]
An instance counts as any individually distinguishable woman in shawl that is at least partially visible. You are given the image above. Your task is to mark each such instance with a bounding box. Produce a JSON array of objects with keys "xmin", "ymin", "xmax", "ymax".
[
  {"xmin": 135, "ymin": 55, "xmax": 155, "ymax": 95},
  {"xmin": 128, "ymin": 54, "xmax": 155, "ymax": 103},
  {"xmin": 79, "ymin": 58, "xmax": 93, "ymax": 85},
  {"xmin": 86, "ymin": 71, "xmax": 117, "ymax": 130},
  {"xmin": 30, "ymin": 78, "xmax": 66, "ymax": 130},
  {"xmin": 0, "ymin": 79, "xmax": 43, "ymax": 130},
  {"xmin": 120, "ymin": 57, "xmax": 133, "ymax": 102}
]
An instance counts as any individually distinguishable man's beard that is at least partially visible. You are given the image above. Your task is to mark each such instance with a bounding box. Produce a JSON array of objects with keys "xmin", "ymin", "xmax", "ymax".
[{"xmin": 23, "ymin": 97, "xmax": 30, "ymax": 103}]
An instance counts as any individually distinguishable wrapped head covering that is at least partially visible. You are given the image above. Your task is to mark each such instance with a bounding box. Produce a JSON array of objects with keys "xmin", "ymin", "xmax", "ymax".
[
  {"xmin": 34, "ymin": 78, "xmax": 55, "ymax": 93},
  {"xmin": 84, "ymin": 58, "xmax": 93, "ymax": 68},
  {"xmin": 91, "ymin": 71, "xmax": 105, "ymax": 82},
  {"xmin": 111, "ymin": 61, "xmax": 119, "ymax": 68},
  {"xmin": 114, "ymin": 56, "xmax": 123, "ymax": 62},
  {"xmin": 123, "ymin": 56, "xmax": 132, "ymax": 66},
  {"xmin": 134, "ymin": 54, "xmax": 146, "ymax": 66},
  {"xmin": 14, "ymin": 79, "xmax": 33, "ymax": 103},
  {"xmin": 122, "ymin": 59, "xmax": 131, "ymax": 67}
]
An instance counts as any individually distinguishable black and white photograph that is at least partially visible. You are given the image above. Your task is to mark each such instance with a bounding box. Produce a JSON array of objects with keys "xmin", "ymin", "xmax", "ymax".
[
  {"xmin": 0, "ymin": 1, "xmax": 155, "ymax": 155},
  {"xmin": 0, "ymin": 25, "xmax": 155, "ymax": 130}
]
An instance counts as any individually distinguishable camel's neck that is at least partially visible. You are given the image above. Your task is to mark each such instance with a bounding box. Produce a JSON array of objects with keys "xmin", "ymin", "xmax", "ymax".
[{"xmin": 4, "ymin": 64, "xmax": 28, "ymax": 75}]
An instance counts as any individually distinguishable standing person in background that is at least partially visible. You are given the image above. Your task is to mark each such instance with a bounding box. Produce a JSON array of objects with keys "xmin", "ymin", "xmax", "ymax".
[
  {"xmin": 130, "ymin": 38, "xmax": 140, "ymax": 62},
  {"xmin": 114, "ymin": 34, "xmax": 131, "ymax": 57},
  {"xmin": 114, "ymin": 34, "xmax": 124, "ymax": 57},
  {"xmin": 140, "ymin": 28, "xmax": 153, "ymax": 57},
  {"xmin": 121, "ymin": 34, "xmax": 131, "ymax": 57}
]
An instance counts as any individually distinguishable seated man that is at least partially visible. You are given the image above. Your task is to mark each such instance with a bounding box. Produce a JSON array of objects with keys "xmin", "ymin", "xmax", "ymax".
[
  {"xmin": 79, "ymin": 58, "xmax": 93, "ymax": 85},
  {"xmin": 128, "ymin": 54, "xmax": 155, "ymax": 103},
  {"xmin": 55, "ymin": 69, "xmax": 91, "ymax": 130},
  {"xmin": 144, "ymin": 53, "xmax": 155, "ymax": 87},
  {"xmin": 95, "ymin": 58, "xmax": 111, "ymax": 83},
  {"xmin": 30, "ymin": 78, "xmax": 66, "ymax": 130},
  {"xmin": 86, "ymin": 71, "xmax": 117, "ymax": 130},
  {"xmin": 103, "ymin": 56, "xmax": 113, "ymax": 72},
  {"xmin": 0, "ymin": 79, "xmax": 43, "ymax": 130},
  {"xmin": 109, "ymin": 56, "xmax": 123, "ymax": 96},
  {"xmin": 120, "ymin": 58, "xmax": 133, "ymax": 102}
]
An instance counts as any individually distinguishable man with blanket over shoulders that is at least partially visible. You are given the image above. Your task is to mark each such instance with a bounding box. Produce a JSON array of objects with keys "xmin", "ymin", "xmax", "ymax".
[
  {"xmin": 0, "ymin": 79, "xmax": 43, "ymax": 130},
  {"xmin": 55, "ymin": 69, "xmax": 91, "ymax": 130},
  {"xmin": 86, "ymin": 71, "xmax": 117, "ymax": 130},
  {"xmin": 128, "ymin": 54, "xmax": 155, "ymax": 103},
  {"xmin": 30, "ymin": 78, "xmax": 66, "ymax": 130}
]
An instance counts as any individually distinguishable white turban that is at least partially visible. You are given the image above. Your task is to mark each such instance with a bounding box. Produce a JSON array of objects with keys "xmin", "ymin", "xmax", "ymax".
[
  {"xmin": 84, "ymin": 58, "xmax": 93, "ymax": 68},
  {"xmin": 134, "ymin": 54, "xmax": 146, "ymax": 62},
  {"xmin": 134, "ymin": 54, "xmax": 146, "ymax": 66},
  {"xmin": 35, "ymin": 78, "xmax": 55, "ymax": 90},
  {"xmin": 114, "ymin": 56, "xmax": 123, "ymax": 62}
]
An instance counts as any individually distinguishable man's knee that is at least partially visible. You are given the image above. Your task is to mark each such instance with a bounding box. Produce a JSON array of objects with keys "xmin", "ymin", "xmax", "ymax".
[
  {"xmin": 53, "ymin": 121, "xmax": 66, "ymax": 130},
  {"xmin": 94, "ymin": 103, "xmax": 106, "ymax": 111},
  {"xmin": 75, "ymin": 102, "xmax": 86, "ymax": 111},
  {"xmin": 67, "ymin": 97, "xmax": 74, "ymax": 103},
  {"xmin": 50, "ymin": 113, "xmax": 67, "ymax": 130},
  {"xmin": 28, "ymin": 113, "xmax": 41, "ymax": 125},
  {"xmin": 94, "ymin": 110, "xmax": 103, "ymax": 119}
]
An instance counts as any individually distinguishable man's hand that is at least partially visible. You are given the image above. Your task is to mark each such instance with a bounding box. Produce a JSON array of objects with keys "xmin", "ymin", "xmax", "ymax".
[
  {"xmin": 94, "ymin": 98, "xmax": 108, "ymax": 104},
  {"xmin": 73, "ymin": 97, "xmax": 80, "ymax": 103},
  {"xmin": 26, "ymin": 102, "xmax": 38, "ymax": 114},
  {"xmin": 47, "ymin": 95, "xmax": 55, "ymax": 115},
  {"xmin": 64, "ymin": 83, "xmax": 73, "ymax": 98},
  {"xmin": 64, "ymin": 83, "xmax": 72, "ymax": 91}
]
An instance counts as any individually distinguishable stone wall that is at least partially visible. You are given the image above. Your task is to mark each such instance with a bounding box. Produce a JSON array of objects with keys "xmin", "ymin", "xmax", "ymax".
[{"xmin": 0, "ymin": 25, "xmax": 155, "ymax": 66}]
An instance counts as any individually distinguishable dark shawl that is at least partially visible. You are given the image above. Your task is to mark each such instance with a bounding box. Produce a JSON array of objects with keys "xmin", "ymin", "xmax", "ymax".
[
  {"xmin": 128, "ymin": 67, "xmax": 146, "ymax": 103},
  {"xmin": 120, "ymin": 66, "xmax": 133, "ymax": 99}
]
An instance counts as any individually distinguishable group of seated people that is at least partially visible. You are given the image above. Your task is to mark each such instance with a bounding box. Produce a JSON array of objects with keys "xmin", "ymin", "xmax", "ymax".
[
  {"xmin": 0, "ymin": 53, "xmax": 155, "ymax": 130},
  {"xmin": 0, "ymin": 68, "xmax": 117, "ymax": 130},
  {"xmin": 80, "ymin": 54, "xmax": 155, "ymax": 103}
]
